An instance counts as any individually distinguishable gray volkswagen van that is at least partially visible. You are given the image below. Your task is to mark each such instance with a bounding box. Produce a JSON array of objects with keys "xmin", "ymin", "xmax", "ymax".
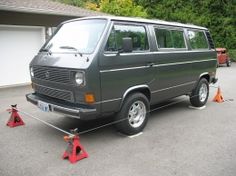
[{"xmin": 26, "ymin": 16, "xmax": 217, "ymax": 135}]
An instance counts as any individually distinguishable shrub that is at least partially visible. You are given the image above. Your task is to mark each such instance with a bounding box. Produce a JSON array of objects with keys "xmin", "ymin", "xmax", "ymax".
[{"xmin": 228, "ymin": 49, "xmax": 236, "ymax": 62}]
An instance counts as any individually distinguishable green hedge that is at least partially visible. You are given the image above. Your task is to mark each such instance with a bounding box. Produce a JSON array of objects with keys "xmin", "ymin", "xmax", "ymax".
[{"xmin": 229, "ymin": 49, "xmax": 236, "ymax": 62}]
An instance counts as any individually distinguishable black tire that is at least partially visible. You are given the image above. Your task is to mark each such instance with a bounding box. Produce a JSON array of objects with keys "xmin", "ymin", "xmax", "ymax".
[
  {"xmin": 190, "ymin": 78, "xmax": 209, "ymax": 107},
  {"xmin": 114, "ymin": 93, "xmax": 150, "ymax": 135}
]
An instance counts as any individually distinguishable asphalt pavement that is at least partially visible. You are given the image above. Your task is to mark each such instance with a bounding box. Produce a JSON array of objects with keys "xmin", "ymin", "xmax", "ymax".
[{"xmin": 0, "ymin": 63, "xmax": 236, "ymax": 176}]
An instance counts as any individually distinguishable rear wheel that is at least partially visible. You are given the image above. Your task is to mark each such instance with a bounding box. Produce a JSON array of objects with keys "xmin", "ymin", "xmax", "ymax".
[
  {"xmin": 114, "ymin": 93, "xmax": 149, "ymax": 135},
  {"xmin": 190, "ymin": 78, "xmax": 209, "ymax": 107}
]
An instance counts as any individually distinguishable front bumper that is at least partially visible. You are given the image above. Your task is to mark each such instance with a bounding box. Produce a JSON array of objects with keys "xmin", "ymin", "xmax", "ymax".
[{"xmin": 26, "ymin": 93, "xmax": 97, "ymax": 120}]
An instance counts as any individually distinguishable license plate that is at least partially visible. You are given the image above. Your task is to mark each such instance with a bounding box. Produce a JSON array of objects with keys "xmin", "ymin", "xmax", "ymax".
[{"xmin": 38, "ymin": 100, "xmax": 50, "ymax": 112}]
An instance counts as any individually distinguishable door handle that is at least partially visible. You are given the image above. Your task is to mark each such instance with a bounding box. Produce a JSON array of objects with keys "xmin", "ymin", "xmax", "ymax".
[{"xmin": 147, "ymin": 62, "xmax": 154, "ymax": 67}]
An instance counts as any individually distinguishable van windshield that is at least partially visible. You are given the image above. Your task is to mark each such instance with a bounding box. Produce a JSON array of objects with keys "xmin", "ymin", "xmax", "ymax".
[{"xmin": 41, "ymin": 19, "xmax": 107, "ymax": 54}]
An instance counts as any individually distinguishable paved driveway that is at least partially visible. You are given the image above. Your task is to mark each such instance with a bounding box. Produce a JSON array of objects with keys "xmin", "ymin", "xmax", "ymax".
[{"xmin": 0, "ymin": 63, "xmax": 236, "ymax": 176}]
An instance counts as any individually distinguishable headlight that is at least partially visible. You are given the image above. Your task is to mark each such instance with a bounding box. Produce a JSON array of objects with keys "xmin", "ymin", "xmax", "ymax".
[
  {"xmin": 75, "ymin": 72, "xmax": 85, "ymax": 85},
  {"xmin": 30, "ymin": 67, "xmax": 34, "ymax": 77}
]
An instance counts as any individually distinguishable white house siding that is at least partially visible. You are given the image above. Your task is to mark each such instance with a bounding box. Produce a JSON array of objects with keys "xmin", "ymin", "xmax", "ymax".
[{"xmin": 0, "ymin": 25, "xmax": 45, "ymax": 87}]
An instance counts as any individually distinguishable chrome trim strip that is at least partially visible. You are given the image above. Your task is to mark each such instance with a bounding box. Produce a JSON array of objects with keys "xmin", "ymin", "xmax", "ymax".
[
  {"xmin": 104, "ymin": 49, "xmax": 216, "ymax": 57},
  {"xmin": 123, "ymin": 85, "xmax": 149, "ymax": 100},
  {"xmin": 95, "ymin": 85, "xmax": 149, "ymax": 105},
  {"xmin": 100, "ymin": 65, "xmax": 148, "ymax": 73},
  {"xmin": 151, "ymin": 81, "xmax": 196, "ymax": 94},
  {"xmin": 94, "ymin": 97, "xmax": 122, "ymax": 104},
  {"xmin": 75, "ymin": 16, "xmax": 207, "ymax": 30},
  {"xmin": 199, "ymin": 72, "xmax": 209, "ymax": 78},
  {"xmin": 100, "ymin": 59, "xmax": 216, "ymax": 73},
  {"xmin": 153, "ymin": 59, "xmax": 216, "ymax": 67}
]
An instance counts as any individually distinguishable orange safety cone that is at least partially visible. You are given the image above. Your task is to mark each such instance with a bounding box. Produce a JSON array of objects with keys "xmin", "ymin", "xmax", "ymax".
[
  {"xmin": 6, "ymin": 104, "xmax": 25, "ymax": 127},
  {"xmin": 62, "ymin": 130, "xmax": 88, "ymax": 163},
  {"xmin": 213, "ymin": 87, "xmax": 224, "ymax": 103}
]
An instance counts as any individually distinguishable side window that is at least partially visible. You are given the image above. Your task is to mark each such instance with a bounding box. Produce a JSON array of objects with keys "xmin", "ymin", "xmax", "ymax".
[
  {"xmin": 187, "ymin": 30, "xmax": 209, "ymax": 49},
  {"xmin": 172, "ymin": 30, "xmax": 186, "ymax": 48},
  {"xmin": 105, "ymin": 24, "xmax": 149, "ymax": 52},
  {"xmin": 155, "ymin": 29, "xmax": 172, "ymax": 48},
  {"xmin": 155, "ymin": 28, "xmax": 186, "ymax": 49}
]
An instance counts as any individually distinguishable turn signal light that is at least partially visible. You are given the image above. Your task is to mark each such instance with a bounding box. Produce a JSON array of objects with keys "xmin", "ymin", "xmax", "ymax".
[{"xmin": 85, "ymin": 93, "xmax": 95, "ymax": 104}]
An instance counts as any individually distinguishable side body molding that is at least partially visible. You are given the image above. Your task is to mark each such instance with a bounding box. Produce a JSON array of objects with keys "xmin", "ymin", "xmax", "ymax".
[{"xmin": 120, "ymin": 84, "xmax": 150, "ymax": 108}]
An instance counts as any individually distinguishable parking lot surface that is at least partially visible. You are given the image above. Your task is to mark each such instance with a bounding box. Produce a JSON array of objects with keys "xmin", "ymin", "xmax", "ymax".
[{"xmin": 0, "ymin": 64, "xmax": 236, "ymax": 176}]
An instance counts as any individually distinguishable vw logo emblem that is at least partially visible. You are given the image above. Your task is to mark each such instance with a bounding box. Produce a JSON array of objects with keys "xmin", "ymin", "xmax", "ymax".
[{"xmin": 45, "ymin": 71, "xmax": 50, "ymax": 79}]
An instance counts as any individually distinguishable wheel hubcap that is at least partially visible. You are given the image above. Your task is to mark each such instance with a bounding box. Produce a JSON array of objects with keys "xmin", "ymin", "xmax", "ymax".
[
  {"xmin": 199, "ymin": 83, "xmax": 208, "ymax": 102},
  {"xmin": 128, "ymin": 101, "xmax": 146, "ymax": 128}
]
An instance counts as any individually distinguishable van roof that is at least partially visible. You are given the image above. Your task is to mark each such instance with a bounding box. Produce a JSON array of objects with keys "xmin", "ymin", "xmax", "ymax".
[{"xmin": 67, "ymin": 16, "xmax": 208, "ymax": 30}]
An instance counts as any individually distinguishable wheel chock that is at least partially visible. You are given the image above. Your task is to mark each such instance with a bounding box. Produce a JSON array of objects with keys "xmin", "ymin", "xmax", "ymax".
[
  {"xmin": 62, "ymin": 129, "xmax": 88, "ymax": 163},
  {"xmin": 6, "ymin": 104, "xmax": 25, "ymax": 127},
  {"xmin": 213, "ymin": 87, "xmax": 224, "ymax": 103}
]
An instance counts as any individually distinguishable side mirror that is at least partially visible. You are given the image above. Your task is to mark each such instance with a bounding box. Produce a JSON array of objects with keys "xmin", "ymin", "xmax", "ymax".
[{"xmin": 122, "ymin": 37, "xmax": 133, "ymax": 53}]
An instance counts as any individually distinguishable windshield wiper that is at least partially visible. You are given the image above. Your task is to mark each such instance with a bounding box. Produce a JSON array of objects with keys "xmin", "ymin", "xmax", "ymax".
[
  {"xmin": 40, "ymin": 48, "xmax": 50, "ymax": 52},
  {"xmin": 40, "ymin": 43, "xmax": 52, "ymax": 55},
  {"xmin": 40, "ymin": 48, "xmax": 52, "ymax": 55},
  {"xmin": 59, "ymin": 46, "xmax": 83, "ymax": 57}
]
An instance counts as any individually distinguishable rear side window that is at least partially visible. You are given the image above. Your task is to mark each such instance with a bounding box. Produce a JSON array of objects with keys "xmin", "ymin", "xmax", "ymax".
[
  {"xmin": 105, "ymin": 24, "xmax": 149, "ymax": 52},
  {"xmin": 187, "ymin": 30, "xmax": 209, "ymax": 49},
  {"xmin": 155, "ymin": 28, "xmax": 186, "ymax": 49}
]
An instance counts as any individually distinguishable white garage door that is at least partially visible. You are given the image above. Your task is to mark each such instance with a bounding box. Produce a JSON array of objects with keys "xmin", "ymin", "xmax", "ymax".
[{"xmin": 0, "ymin": 25, "xmax": 45, "ymax": 87}]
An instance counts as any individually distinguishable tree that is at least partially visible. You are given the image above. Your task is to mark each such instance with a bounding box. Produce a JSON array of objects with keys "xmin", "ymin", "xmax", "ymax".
[
  {"xmin": 57, "ymin": 0, "xmax": 236, "ymax": 49},
  {"xmin": 135, "ymin": 0, "xmax": 236, "ymax": 49},
  {"xmin": 100, "ymin": 0, "xmax": 148, "ymax": 17}
]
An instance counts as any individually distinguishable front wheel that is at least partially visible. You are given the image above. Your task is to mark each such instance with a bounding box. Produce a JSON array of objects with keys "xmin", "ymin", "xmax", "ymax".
[
  {"xmin": 114, "ymin": 93, "xmax": 150, "ymax": 135},
  {"xmin": 190, "ymin": 78, "xmax": 209, "ymax": 107}
]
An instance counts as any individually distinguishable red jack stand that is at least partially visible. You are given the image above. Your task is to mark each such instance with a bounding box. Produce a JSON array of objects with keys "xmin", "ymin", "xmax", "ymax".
[
  {"xmin": 62, "ymin": 129, "xmax": 88, "ymax": 163},
  {"xmin": 6, "ymin": 104, "xmax": 25, "ymax": 127}
]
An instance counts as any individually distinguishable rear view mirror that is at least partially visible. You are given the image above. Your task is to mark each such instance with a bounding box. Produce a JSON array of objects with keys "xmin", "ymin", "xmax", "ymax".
[{"xmin": 122, "ymin": 37, "xmax": 133, "ymax": 53}]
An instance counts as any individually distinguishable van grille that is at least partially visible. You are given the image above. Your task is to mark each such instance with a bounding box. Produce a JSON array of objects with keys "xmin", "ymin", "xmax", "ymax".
[
  {"xmin": 33, "ymin": 66, "xmax": 71, "ymax": 84},
  {"xmin": 205, "ymin": 31, "xmax": 215, "ymax": 49},
  {"xmin": 34, "ymin": 84, "xmax": 73, "ymax": 102}
]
